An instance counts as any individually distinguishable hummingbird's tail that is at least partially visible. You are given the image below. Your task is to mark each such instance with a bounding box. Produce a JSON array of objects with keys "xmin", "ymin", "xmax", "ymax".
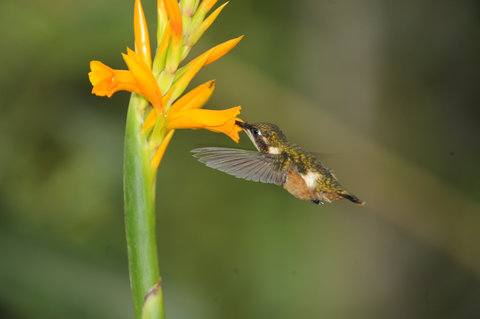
[{"xmin": 339, "ymin": 192, "xmax": 365, "ymax": 206}]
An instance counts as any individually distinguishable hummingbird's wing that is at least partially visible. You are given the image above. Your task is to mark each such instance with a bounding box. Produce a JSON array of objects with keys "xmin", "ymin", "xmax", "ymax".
[{"xmin": 191, "ymin": 147, "xmax": 286, "ymax": 185}]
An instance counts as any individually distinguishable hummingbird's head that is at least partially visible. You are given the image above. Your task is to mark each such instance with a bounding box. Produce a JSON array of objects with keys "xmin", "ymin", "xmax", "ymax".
[{"xmin": 235, "ymin": 121, "xmax": 288, "ymax": 154}]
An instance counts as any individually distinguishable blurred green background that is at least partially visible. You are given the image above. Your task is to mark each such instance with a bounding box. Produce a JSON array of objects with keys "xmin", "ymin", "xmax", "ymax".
[{"xmin": 1, "ymin": 0, "xmax": 480, "ymax": 318}]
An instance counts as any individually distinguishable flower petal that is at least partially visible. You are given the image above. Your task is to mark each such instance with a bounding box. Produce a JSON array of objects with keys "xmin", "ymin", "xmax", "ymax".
[
  {"xmin": 187, "ymin": 2, "xmax": 228, "ymax": 47},
  {"xmin": 167, "ymin": 106, "xmax": 242, "ymax": 142},
  {"xmin": 144, "ymin": 109, "xmax": 157, "ymax": 131},
  {"xmin": 197, "ymin": 0, "xmax": 218, "ymax": 15},
  {"xmin": 157, "ymin": 0, "xmax": 169, "ymax": 37},
  {"xmin": 145, "ymin": 78, "xmax": 214, "ymax": 131},
  {"xmin": 152, "ymin": 23, "xmax": 172, "ymax": 76},
  {"xmin": 175, "ymin": 35, "xmax": 243, "ymax": 81},
  {"xmin": 158, "ymin": 23, "xmax": 172, "ymax": 55},
  {"xmin": 204, "ymin": 35, "xmax": 243, "ymax": 66},
  {"xmin": 163, "ymin": 0, "xmax": 183, "ymax": 46},
  {"xmin": 165, "ymin": 50, "xmax": 211, "ymax": 109},
  {"xmin": 134, "ymin": 0, "xmax": 152, "ymax": 68},
  {"xmin": 122, "ymin": 48, "xmax": 164, "ymax": 112},
  {"xmin": 145, "ymin": 79, "xmax": 215, "ymax": 130},
  {"xmin": 89, "ymin": 61, "xmax": 139, "ymax": 97},
  {"xmin": 169, "ymin": 79, "xmax": 215, "ymax": 113},
  {"xmin": 150, "ymin": 129, "xmax": 175, "ymax": 171}
]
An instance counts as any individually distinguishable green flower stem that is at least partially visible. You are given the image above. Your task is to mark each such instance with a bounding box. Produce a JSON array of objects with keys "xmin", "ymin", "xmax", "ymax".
[
  {"xmin": 142, "ymin": 281, "xmax": 164, "ymax": 319},
  {"xmin": 124, "ymin": 93, "xmax": 165, "ymax": 319}
]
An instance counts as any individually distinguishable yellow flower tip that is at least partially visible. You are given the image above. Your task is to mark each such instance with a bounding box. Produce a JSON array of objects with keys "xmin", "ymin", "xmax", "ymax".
[
  {"xmin": 89, "ymin": 60, "xmax": 138, "ymax": 98},
  {"xmin": 122, "ymin": 48, "xmax": 165, "ymax": 113},
  {"xmin": 198, "ymin": 0, "xmax": 218, "ymax": 14},
  {"xmin": 157, "ymin": 0, "xmax": 168, "ymax": 21},
  {"xmin": 188, "ymin": 1, "xmax": 228, "ymax": 46},
  {"xmin": 134, "ymin": 0, "xmax": 152, "ymax": 68},
  {"xmin": 217, "ymin": 1, "xmax": 229, "ymax": 13},
  {"xmin": 204, "ymin": 35, "xmax": 243, "ymax": 66},
  {"xmin": 204, "ymin": 2, "xmax": 228, "ymax": 26},
  {"xmin": 163, "ymin": 0, "xmax": 183, "ymax": 45},
  {"xmin": 207, "ymin": 79, "xmax": 216, "ymax": 89},
  {"xmin": 150, "ymin": 129, "xmax": 175, "ymax": 171}
]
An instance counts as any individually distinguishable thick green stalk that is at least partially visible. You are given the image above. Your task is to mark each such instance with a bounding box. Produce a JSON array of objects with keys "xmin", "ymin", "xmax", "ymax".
[{"xmin": 124, "ymin": 93, "xmax": 165, "ymax": 319}]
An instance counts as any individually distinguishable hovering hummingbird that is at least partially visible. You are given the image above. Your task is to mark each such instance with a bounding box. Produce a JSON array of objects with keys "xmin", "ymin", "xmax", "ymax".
[{"xmin": 191, "ymin": 121, "xmax": 364, "ymax": 205}]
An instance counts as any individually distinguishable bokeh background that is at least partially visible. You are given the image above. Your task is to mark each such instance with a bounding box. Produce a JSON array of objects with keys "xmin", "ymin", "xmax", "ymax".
[{"xmin": 1, "ymin": 0, "xmax": 480, "ymax": 318}]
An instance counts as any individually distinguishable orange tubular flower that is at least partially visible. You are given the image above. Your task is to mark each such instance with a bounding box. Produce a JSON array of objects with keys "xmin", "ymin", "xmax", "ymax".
[
  {"xmin": 168, "ymin": 107, "xmax": 242, "ymax": 141},
  {"xmin": 89, "ymin": 0, "xmax": 243, "ymax": 170},
  {"xmin": 122, "ymin": 48, "xmax": 164, "ymax": 113},
  {"xmin": 88, "ymin": 61, "xmax": 139, "ymax": 97}
]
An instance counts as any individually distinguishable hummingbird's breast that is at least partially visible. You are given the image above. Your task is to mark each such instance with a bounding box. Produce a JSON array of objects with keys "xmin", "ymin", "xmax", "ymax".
[
  {"xmin": 282, "ymin": 166, "xmax": 319, "ymax": 202},
  {"xmin": 282, "ymin": 166, "xmax": 346, "ymax": 203},
  {"xmin": 281, "ymin": 144, "xmax": 346, "ymax": 203}
]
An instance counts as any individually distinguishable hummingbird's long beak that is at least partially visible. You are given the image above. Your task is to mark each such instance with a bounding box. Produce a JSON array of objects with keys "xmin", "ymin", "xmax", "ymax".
[
  {"xmin": 235, "ymin": 120, "xmax": 260, "ymax": 150},
  {"xmin": 235, "ymin": 120, "xmax": 251, "ymax": 131}
]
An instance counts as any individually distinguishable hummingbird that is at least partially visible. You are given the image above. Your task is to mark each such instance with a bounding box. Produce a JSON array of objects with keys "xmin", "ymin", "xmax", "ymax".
[{"xmin": 191, "ymin": 121, "xmax": 364, "ymax": 205}]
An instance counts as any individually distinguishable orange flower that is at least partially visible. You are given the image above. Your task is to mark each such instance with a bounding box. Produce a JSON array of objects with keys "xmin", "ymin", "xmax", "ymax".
[
  {"xmin": 88, "ymin": 61, "xmax": 139, "ymax": 97},
  {"xmin": 168, "ymin": 107, "xmax": 242, "ymax": 140},
  {"xmin": 122, "ymin": 48, "xmax": 164, "ymax": 113},
  {"xmin": 144, "ymin": 79, "xmax": 242, "ymax": 142},
  {"xmin": 90, "ymin": 48, "xmax": 242, "ymax": 139},
  {"xmin": 88, "ymin": 0, "xmax": 243, "ymax": 170}
]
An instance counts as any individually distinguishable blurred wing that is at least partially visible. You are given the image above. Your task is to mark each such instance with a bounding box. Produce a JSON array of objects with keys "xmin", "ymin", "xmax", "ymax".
[{"xmin": 191, "ymin": 147, "xmax": 286, "ymax": 185}]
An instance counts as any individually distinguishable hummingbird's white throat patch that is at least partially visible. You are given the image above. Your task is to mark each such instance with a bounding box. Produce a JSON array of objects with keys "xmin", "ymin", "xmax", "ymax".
[
  {"xmin": 268, "ymin": 147, "xmax": 281, "ymax": 154},
  {"xmin": 301, "ymin": 171, "xmax": 321, "ymax": 189},
  {"xmin": 244, "ymin": 130, "xmax": 260, "ymax": 151}
]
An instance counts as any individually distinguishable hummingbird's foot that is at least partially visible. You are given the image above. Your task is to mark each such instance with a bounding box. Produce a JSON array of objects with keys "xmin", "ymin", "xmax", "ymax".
[{"xmin": 310, "ymin": 198, "xmax": 324, "ymax": 205}]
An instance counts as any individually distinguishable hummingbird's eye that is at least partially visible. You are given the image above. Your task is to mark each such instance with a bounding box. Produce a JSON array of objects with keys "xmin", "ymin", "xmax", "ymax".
[{"xmin": 252, "ymin": 128, "xmax": 260, "ymax": 136}]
